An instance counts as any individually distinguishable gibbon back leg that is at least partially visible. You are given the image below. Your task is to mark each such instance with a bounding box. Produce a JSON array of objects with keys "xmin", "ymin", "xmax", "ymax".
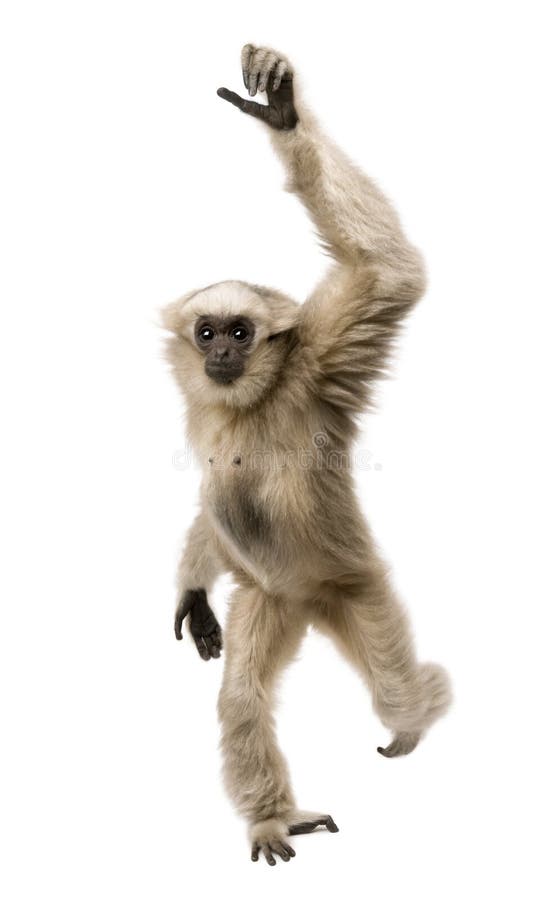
[
  {"xmin": 217, "ymin": 586, "xmax": 308, "ymax": 857},
  {"xmin": 218, "ymin": 586, "xmax": 341, "ymax": 861},
  {"xmin": 313, "ymin": 568, "xmax": 451, "ymax": 756}
]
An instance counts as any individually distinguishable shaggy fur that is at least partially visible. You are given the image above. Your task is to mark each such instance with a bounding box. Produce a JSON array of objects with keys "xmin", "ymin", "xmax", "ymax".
[{"xmin": 164, "ymin": 46, "xmax": 451, "ymax": 864}]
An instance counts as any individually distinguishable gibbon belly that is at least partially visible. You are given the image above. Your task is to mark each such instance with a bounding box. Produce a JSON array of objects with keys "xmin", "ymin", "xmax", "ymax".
[{"xmin": 206, "ymin": 466, "xmax": 366, "ymax": 594}]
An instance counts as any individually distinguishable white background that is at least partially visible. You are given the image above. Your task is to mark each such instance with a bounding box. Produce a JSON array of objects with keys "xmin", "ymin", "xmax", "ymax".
[{"xmin": 1, "ymin": 1, "xmax": 552, "ymax": 897}]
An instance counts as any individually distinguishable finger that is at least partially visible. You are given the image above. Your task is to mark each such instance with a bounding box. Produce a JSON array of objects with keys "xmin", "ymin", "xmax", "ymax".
[
  {"xmin": 258, "ymin": 53, "xmax": 277, "ymax": 93},
  {"xmin": 251, "ymin": 842, "xmax": 259, "ymax": 862},
  {"xmin": 257, "ymin": 73, "xmax": 268, "ymax": 94},
  {"xmin": 248, "ymin": 70, "xmax": 259, "ymax": 97},
  {"xmin": 203, "ymin": 634, "xmax": 218, "ymax": 659},
  {"xmin": 217, "ymin": 88, "xmax": 270, "ymax": 124},
  {"xmin": 249, "ymin": 48, "xmax": 269, "ymax": 96},
  {"xmin": 174, "ymin": 592, "xmax": 194, "ymax": 640},
  {"xmin": 271, "ymin": 842, "xmax": 290, "ymax": 861},
  {"xmin": 272, "ymin": 59, "xmax": 289, "ymax": 91},
  {"xmin": 217, "ymin": 87, "xmax": 245, "ymax": 109},
  {"xmin": 194, "ymin": 635, "xmax": 210, "ymax": 661},
  {"xmin": 281, "ymin": 841, "xmax": 296, "ymax": 857},
  {"xmin": 241, "ymin": 44, "xmax": 254, "ymax": 90},
  {"xmin": 211, "ymin": 626, "xmax": 223, "ymax": 649},
  {"xmin": 262, "ymin": 846, "xmax": 276, "ymax": 866}
]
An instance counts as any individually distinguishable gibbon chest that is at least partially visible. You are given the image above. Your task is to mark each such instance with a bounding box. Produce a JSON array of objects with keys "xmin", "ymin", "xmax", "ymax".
[{"xmin": 205, "ymin": 452, "xmax": 272, "ymax": 557}]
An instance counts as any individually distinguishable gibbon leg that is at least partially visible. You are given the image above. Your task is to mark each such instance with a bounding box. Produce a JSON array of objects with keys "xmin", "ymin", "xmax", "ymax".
[
  {"xmin": 218, "ymin": 584, "xmax": 309, "ymax": 862},
  {"xmin": 314, "ymin": 568, "xmax": 451, "ymax": 756}
]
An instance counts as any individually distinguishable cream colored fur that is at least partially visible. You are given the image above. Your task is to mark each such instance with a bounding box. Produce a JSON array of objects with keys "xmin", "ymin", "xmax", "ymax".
[{"xmin": 164, "ymin": 46, "xmax": 451, "ymax": 860}]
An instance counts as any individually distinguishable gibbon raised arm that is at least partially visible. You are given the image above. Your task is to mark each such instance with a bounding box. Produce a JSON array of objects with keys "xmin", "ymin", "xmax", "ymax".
[{"xmin": 219, "ymin": 46, "xmax": 426, "ymax": 416}]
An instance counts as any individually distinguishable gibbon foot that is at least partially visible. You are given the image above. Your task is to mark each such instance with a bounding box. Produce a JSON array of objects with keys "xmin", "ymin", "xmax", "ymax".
[
  {"xmin": 377, "ymin": 731, "xmax": 421, "ymax": 758},
  {"xmin": 250, "ymin": 818, "xmax": 296, "ymax": 866},
  {"xmin": 249, "ymin": 811, "xmax": 338, "ymax": 865},
  {"xmin": 288, "ymin": 814, "xmax": 339, "ymax": 836},
  {"xmin": 174, "ymin": 588, "xmax": 223, "ymax": 660}
]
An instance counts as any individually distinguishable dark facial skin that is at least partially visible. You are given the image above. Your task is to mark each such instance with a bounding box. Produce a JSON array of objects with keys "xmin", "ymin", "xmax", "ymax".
[{"xmin": 195, "ymin": 315, "xmax": 256, "ymax": 385}]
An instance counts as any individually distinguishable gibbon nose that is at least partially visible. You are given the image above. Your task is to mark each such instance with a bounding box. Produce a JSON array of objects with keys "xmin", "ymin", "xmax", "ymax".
[{"xmin": 212, "ymin": 346, "xmax": 230, "ymax": 362}]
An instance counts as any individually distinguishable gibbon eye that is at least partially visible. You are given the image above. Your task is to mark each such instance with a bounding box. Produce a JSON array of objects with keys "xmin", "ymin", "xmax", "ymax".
[
  {"xmin": 231, "ymin": 325, "xmax": 249, "ymax": 342},
  {"xmin": 199, "ymin": 325, "xmax": 215, "ymax": 342}
]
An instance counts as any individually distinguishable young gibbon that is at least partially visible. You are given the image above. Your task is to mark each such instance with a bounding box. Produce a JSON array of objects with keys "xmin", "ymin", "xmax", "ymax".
[{"xmin": 163, "ymin": 44, "xmax": 451, "ymax": 866}]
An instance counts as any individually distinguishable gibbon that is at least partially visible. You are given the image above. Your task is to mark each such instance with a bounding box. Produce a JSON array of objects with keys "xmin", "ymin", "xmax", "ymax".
[{"xmin": 163, "ymin": 44, "xmax": 451, "ymax": 866}]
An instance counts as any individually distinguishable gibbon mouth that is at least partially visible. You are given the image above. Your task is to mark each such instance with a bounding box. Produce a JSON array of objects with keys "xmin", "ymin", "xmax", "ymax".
[{"xmin": 205, "ymin": 365, "xmax": 242, "ymax": 385}]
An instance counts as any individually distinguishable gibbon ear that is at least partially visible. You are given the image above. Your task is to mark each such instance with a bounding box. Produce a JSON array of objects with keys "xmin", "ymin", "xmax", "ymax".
[
  {"xmin": 266, "ymin": 300, "xmax": 300, "ymax": 336},
  {"xmin": 159, "ymin": 291, "xmax": 197, "ymax": 333},
  {"xmin": 159, "ymin": 301, "xmax": 181, "ymax": 333}
]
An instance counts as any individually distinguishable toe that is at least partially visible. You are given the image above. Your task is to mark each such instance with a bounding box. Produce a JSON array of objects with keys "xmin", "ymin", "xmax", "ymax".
[
  {"xmin": 377, "ymin": 744, "xmax": 394, "ymax": 757},
  {"xmin": 271, "ymin": 841, "xmax": 290, "ymax": 861},
  {"xmin": 377, "ymin": 731, "xmax": 420, "ymax": 757},
  {"xmin": 263, "ymin": 846, "xmax": 276, "ymax": 866},
  {"xmin": 289, "ymin": 822, "xmax": 316, "ymax": 835},
  {"xmin": 288, "ymin": 813, "xmax": 339, "ymax": 835}
]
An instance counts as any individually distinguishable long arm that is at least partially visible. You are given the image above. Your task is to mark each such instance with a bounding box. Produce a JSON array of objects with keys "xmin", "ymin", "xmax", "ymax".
[
  {"xmin": 218, "ymin": 46, "xmax": 426, "ymax": 413},
  {"xmin": 174, "ymin": 511, "xmax": 225, "ymax": 660}
]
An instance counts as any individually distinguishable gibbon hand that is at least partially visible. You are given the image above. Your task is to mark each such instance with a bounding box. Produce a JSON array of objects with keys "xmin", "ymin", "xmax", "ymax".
[
  {"xmin": 174, "ymin": 588, "xmax": 222, "ymax": 661},
  {"xmin": 217, "ymin": 45, "xmax": 298, "ymax": 131}
]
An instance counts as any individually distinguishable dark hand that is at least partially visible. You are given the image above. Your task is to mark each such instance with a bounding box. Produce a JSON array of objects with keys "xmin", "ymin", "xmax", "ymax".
[
  {"xmin": 174, "ymin": 588, "xmax": 223, "ymax": 661},
  {"xmin": 217, "ymin": 44, "xmax": 298, "ymax": 131}
]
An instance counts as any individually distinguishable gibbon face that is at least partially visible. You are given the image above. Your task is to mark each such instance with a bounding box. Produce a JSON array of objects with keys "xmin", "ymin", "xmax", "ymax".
[
  {"xmin": 163, "ymin": 280, "xmax": 299, "ymax": 408},
  {"xmin": 194, "ymin": 315, "xmax": 256, "ymax": 384}
]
